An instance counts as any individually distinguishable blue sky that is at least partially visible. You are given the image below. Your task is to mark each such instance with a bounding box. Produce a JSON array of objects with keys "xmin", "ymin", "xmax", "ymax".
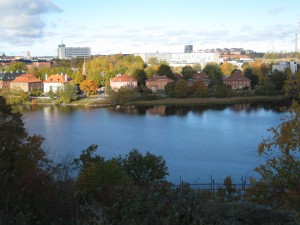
[{"xmin": 1, "ymin": 0, "xmax": 300, "ymax": 56}]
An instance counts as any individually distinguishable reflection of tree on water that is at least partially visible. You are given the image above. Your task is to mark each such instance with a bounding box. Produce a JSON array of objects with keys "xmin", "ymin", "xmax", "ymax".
[{"xmin": 110, "ymin": 101, "xmax": 289, "ymax": 117}]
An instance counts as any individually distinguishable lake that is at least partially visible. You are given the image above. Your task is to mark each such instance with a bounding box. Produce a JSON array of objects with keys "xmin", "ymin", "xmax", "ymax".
[{"xmin": 13, "ymin": 102, "xmax": 287, "ymax": 184}]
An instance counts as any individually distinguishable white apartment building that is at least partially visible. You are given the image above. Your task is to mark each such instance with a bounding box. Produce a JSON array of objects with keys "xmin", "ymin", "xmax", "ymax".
[
  {"xmin": 58, "ymin": 44, "xmax": 91, "ymax": 59},
  {"xmin": 272, "ymin": 61, "xmax": 298, "ymax": 74},
  {"xmin": 136, "ymin": 52, "xmax": 219, "ymax": 67}
]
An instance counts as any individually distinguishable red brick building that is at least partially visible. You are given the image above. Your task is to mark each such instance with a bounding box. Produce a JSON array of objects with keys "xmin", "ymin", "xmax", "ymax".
[
  {"xmin": 146, "ymin": 76, "xmax": 174, "ymax": 93},
  {"xmin": 223, "ymin": 71, "xmax": 250, "ymax": 90}
]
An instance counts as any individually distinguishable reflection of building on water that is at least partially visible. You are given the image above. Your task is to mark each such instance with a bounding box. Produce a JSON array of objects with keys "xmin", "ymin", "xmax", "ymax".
[
  {"xmin": 147, "ymin": 106, "xmax": 167, "ymax": 116},
  {"xmin": 230, "ymin": 103, "xmax": 251, "ymax": 112}
]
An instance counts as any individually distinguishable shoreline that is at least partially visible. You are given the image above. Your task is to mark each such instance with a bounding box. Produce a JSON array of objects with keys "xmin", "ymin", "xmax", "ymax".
[{"xmin": 126, "ymin": 95, "xmax": 287, "ymax": 107}]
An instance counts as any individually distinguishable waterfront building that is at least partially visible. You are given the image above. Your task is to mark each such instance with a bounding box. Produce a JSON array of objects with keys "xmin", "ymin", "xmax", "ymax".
[
  {"xmin": 223, "ymin": 71, "xmax": 250, "ymax": 90},
  {"xmin": 10, "ymin": 74, "xmax": 43, "ymax": 92},
  {"xmin": 146, "ymin": 76, "xmax": 174, "ymax": 93},
  {"xmin": 43, "ymin": 74, "xmax": 69, "ymax": 93},
  {"xmin": 110, "ymin": 74, "xmax": 137, "ymax": 91}
]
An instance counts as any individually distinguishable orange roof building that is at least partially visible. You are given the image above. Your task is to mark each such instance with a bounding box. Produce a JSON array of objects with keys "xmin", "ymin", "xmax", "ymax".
[
  {"xmin": 10, "ymin": 73, "xmax": 43, "ymax": 92},
  {"xmin": 110, "ymin": 74, "xmax": 137, "ymax": 90},
  {"xmin": 43, "ymin": 74, "xmax": 69, "ymax": 93}
]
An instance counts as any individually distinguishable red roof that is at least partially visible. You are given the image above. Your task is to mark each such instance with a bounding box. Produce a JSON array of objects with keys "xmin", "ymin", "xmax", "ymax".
[
  {"xmin": 110, "ymin": 74, "xmax": 137, "ymax": 82},
  {"xmin": 11, "ymin": 73, "xmax": 42, "ymax": 83},
  {"xmin": 224, "ymin": 71, "xmax": 250, "ymax": 82},
  {"xmin": 146, "ymin": 76, "xmax": 173, "ymax": 82},
  {"xmin": 44, "ymin": 74, "xmax": 68, "ymax": 83},
  {"xmin": 193, "ymin": 72, "xmax": 209, "ymax": 80}
]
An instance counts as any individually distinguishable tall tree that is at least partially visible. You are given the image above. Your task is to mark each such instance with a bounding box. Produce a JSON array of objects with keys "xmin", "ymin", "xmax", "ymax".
[
  {"xmin": 118, "ymin": 149, "xmax": 168, "ymax": 185},
  {"xmin": 174, "ymin": 79, "xmax": 188, "ymax": 98},
  {"xmin": 254, "ymin": 101, "xmax": 300, "ymax": 210},
  {"xmin": 80, "ymin": 80, "xmax": 99, "ymax": 95},
  {"xmin": 203, "ymin": 63, "xmax": 223, "ymax": 86},
  {"xmin": 244, "ymin": 68, "xmax": 259, "ymax": 88},
  {"xmin": 157, "ymin": 64, "xmax": 174, "ymax": 80},
  {"xmin": 221, "ymin": 62, "xmax": 236, "ymax": 75},
  {"xmin": 181, "ymin": 65, "xmax": 195, "ymax": 80},
  {"xmin": 132, "ymin": 69, "xmax": 147, "ymax": 86},
  {"xmin": 0, "ymin": 96, "xmax": 45, "ymax": 181}
]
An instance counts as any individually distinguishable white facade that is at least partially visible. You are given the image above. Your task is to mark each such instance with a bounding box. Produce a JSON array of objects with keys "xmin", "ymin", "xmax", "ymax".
[
  {"xmin": 43, "ymin": 74, "xmax": 68, "ymax": 93},
  {"xmin": 272, "ymin": 61, "xmax": 298, "ymax": 74},
  {"xmin": 58, "ymin": 44, "xmax": 91, "ymax": 59},
  {"xmin": 110, "ymin": 74, "xmax": 137, "ymax": 91},
  {"xmin": 136, "ymin": 52, "xmax": 219, "ymax": 67}
]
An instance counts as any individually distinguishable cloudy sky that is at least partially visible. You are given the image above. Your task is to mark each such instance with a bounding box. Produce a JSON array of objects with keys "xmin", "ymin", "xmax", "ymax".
[{"xmin": 1, "ymin": 0, "xmax": 300, "ymax": 56}]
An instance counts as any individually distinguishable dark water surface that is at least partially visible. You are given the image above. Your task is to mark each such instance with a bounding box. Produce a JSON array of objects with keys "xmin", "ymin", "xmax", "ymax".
[{"xmin": 13, "ymin": 102, "xmax": 287, "ymax": 183}]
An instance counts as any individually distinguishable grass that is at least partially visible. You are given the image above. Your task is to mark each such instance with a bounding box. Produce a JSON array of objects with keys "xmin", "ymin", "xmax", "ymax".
[{"xmin": 126, "ymin": 95, "xmax": 286, "ymax": 106}]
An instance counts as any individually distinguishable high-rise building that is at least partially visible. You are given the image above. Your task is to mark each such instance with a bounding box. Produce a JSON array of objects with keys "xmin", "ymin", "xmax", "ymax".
[
  {"xmin": 58, "ymin": 43, "xmax": 91, "ymax": 59},
  {"xmin": 184, "ymin": 45, "xmax": 193, "ymax": 53}
]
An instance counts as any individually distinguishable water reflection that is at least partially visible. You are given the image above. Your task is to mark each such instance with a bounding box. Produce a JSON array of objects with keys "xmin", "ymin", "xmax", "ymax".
[{"xmin": 109, "ymin": 101, "xmax": 288, "ymax": 116}]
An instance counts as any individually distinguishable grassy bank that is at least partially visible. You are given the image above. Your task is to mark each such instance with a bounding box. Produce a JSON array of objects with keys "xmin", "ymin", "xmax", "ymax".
[{"xmin": 126, "ymin": 95, "xmax": 287, "ymax": 107}]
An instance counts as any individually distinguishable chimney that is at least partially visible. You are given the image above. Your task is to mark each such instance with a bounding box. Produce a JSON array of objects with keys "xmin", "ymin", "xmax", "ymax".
[{"xmin": 45, "ymin": 74, "xmax": 48, "ymax": 80}]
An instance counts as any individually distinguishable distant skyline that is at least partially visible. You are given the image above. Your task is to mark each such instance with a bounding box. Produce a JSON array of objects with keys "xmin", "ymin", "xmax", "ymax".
[{"xmin": 1, "ymin": 0, "xmax": 300, "ymax": 56}]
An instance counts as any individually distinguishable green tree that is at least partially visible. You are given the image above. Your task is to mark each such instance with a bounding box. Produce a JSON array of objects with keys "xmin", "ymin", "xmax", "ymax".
[
  {"xmin": 164, "ymin": 81, "xmax": 175, "ymax": 97},
  {"xmin": 132, "ymin": 68, "xmax": 147, "ymax": 86},
  {"xmin": 270, "ymin": 70, "xmax": 287, "ymax": 90},
  {"xmin": 147, "ymin": 57, "xmax": 159, "ymax": 66},
  {"xmin": 203, "ymin": 63, "xmax": 223, "ymax": 86},
  {"xmin": 157, "ymin": 64, "xmax": 174, "ymax": 80},
  {"xmin": 107, "ymin": 86, "xmax": 137, "ymax": 104},
  {"xmin": 181, "ymin": 65, "xmax": 195, "ymax": 80},
  {"xmin": 0, "ymin": 96, "xmax": 45, "ymax": 180},
  {"xmin": 118, "ymin": 149, "xmax": 168, "ymax": 185},
  {"xmin": 57, "ymin": 83, "xmax": 78, "ymax": 103},
  {"xmin": 174, "ymin": 79, "xmax": 188, "ymax": 98},
  {"xmin": 244, "ymin": 67, "xmax": 259, "ymax": 88},
  {"xmin": 254, "ymin": 101, "xmax": 300, "ymax": 210},
  {"xmin": 5, "ymin": 61, "xmax": 27, "ymax": 72},
  {"xmin": 73, "ymin": 145, "xmax": 132, "ymax": 193},
  {"xmin": 209, "ymin": 85, "xmax": 231, "ymax": 98},
  {"xmin": 193, "ymin": 63, "xmax": 202, "ymax": 72}
]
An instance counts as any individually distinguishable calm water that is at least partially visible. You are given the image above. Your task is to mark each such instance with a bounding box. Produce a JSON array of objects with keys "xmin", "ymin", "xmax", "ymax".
[{"xmin": 13, "ymin": 102, "xmax": 287, "ymax": 184}]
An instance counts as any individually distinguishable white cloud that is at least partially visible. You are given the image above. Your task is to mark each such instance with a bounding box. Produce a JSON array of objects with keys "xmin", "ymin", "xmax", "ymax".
[{"xmin": 0, "ymin": 0, "xmax": 62, "ymax": 44}]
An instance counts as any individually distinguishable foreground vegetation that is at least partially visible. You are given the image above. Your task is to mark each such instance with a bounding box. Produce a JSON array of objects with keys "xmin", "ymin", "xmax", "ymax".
[{"xmin": 1, "ymin": 95, "xmax": 300, "ymax": 224}]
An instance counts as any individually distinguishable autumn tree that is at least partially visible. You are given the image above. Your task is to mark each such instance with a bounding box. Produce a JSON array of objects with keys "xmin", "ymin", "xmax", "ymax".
[
  {"xmin": 221, "ymin": 62, "xmax": 237, "ymax": 75},
  {"xmin": 253, "ymin": 101, "xmax": 300, "ymax": 210},
  {"xmin": 189, "ymin": 80, "xmax": 208, "ymax": 98},
  {"xmin": 80, "ymin": 79, "xmax": 98, "ymax": 95}
]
